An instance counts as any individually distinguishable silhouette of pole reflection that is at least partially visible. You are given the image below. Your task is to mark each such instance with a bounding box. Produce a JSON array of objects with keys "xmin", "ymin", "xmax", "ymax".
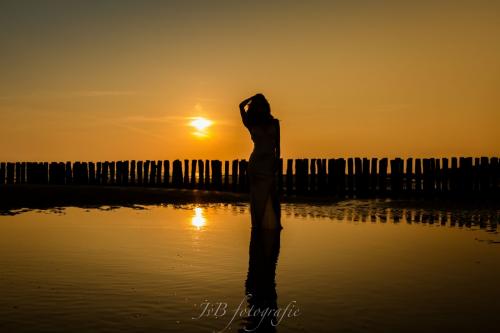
[{"xmin": 240, "ymin": 227, "xmax": 282, "ymax": 332}]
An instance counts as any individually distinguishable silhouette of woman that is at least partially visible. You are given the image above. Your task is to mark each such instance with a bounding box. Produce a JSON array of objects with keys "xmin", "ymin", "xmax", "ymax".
[{"xmin": 239, "ymin": 94, "xmax": 282, "ymax": 229}]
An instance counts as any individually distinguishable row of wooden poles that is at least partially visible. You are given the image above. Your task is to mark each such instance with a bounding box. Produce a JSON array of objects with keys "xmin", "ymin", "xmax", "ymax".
[{"xmin": 0, "ymin": 157, "xmax": 499, "ymax": 197}]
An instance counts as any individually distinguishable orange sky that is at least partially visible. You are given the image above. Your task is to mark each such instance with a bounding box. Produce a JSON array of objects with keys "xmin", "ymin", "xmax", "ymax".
[{"xmin": 0, "ymin": 1, "xmax": 499, "ymax": 161}]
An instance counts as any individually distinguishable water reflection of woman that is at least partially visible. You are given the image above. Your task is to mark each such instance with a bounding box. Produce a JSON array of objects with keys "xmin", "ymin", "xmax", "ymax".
[{"xmin": 240, "ymin": 227, "xmax": 282, "ymax": 332}]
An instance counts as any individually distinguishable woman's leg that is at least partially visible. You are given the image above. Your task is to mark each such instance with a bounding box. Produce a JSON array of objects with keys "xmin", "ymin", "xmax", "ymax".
[{"xmin": 261, "ymin": 194, "xmax": 277, "ymax": 229}]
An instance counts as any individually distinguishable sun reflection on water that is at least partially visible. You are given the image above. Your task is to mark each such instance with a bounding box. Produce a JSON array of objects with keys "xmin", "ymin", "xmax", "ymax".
[{"xmin": 191, "ymin": 207, "xmax": 206, "ymax": 229}]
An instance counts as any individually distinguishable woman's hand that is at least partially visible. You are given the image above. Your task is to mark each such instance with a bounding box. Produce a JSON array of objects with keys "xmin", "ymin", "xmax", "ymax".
[{"xmin": 239, "ymin": 97, "xmax": 252, "ymax": 111}]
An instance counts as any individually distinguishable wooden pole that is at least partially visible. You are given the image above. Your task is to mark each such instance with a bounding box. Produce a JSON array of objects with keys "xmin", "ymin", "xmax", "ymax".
[
  {"xmin": 479, "ymin": 157, "xmax": 489, "ymax": 194},
  {"xmin": 156, "ymin": 160, "xmax": 162, "ymax": 186},
  {"xmin": 309, "ymin": 158, "xmax": 317, "ymax": 193},
  {"xmin": 459, "ymin": 157, "xmax": 472, "ymax": 195},
  {"xmin": 327, "ymin": 159, "xmax": 335, "ymax": 195},
  {"xmin": 82, "ymin": 162, "xmax": 89, "ymax": 185},
  {"xmin": 172, "ymin": 160, "xmax": 182, "ymax": 188},
  {"xmin": 224, "ymin": 160, "xmax": 229, "ymax": 191},
  {"xmin": 302, "ymin": 158, "xmax": 308, "ymax": 194},
  {"xmin": 102, "ymin": 161, "xmax": 109, "ymax": 185},
  {"xmin": 35, "ymin": 162, "xmax": 41, "ymax": 184},
  {"xmin": 25, "ymin": 162, "xmax": 31, "ymax": 184},
  {"xmin": 414, "ymin": 158, "xmax": 422, "ymax": 194},
  {"xmin": 89, "ymin": 162, "xmax": 96, "ymax": 185},
  {"xmin": 148, "ymin": 160, "xmax": 155, "ymax": 185},
  {"xmin": 20, "ymin": 162, "xmax": 26, "ymax": 184},
  {"xmin": 238, "ymin": 159, "xmax": 247, "ymax": 192},
  {"xmin": 198, "ymin": 159, "xmax": 205, "ymax": 189},
  {"xmin": 124, "ymin": 160, "xmax": 130, "ymax": 186},
  {"xmin": 337, "ymin": 158, "xmax": 346, "ymax": 196},
  {"xmin": 109, "ymin": 161, "xmax": 116, "ymax": 185},
  {"xmin": 491, "ymin": 157, "xmax": 499, "ymax": 195},
  {"xmin": 204, "ymin": 159, "xmax": 210, "ymax": 189},
  {"xmin": 442, "ymin": 158, "xmax": 449, "ymax": 194},
  {"xmin": 116, "ymin": 161, "xmax": 122, "ymax": 185},
  {"xmin": 450, "ymin": 157, "xmax": 458, "ymax": 194},
  {"xmin": 15, "ymin": 162, "xmax": 21, "ymax": 184},
  {"xmin": 362, "ymin": 158, "xmax": 370, "ymax": 195},
  {"xmin": 49, "ymin": 162, "xmax": 56, "ymax": 186},
  {"xmin": 390, "ymin": 158, "xmax": 397, "ymax": 195},
  {"xmin": 191, "ymin": 160, "xmax": 197, "ymax": 189},
  {"xmin": 55, "ymin": 162, "xmax": 62, "ymax": 184},
  {"xmin": 149, "ymin": 160, "xmax": 157, "ymax": 186},
  {"xmin": 212, "ymin": 160, "xmax": 222, "ymax": 190},
  {"xmin": 296, "ymin": 159, "xmax": 305, "ymax": 194},
  {"xmin": 96, "ymin": 162, "xmax": 102, "ymax": 185},
  {"xmin": 310, "ymin": 158, "xmax": 316, "ymax": 193},
  {"xmin": 42, "ymin": 162, "xmax": 49, "ymax": 184},
  {"xmin": 405, "ymin": 158, "xmax": 413, "ymax": 194},
  {"xmin": 423, "ymin": 158, "xmax": 431, "ymax": 195},
  {"xmin": 435, "ymin": 158, "xmax": 442, "ymax": 193},
  {"xmin": 231, "ymin": 159, "xmax": 238, "ymax": 192},
  {"xmin": 163, "ymin": 160, "xmax": 170, "ymax": 187},
  {"xmin": 73, "ymin": 162, "xmax": 80, "ymax": 185},
  {"xmin": 466, "ymin": 157, "xmax": 474, "ymax": 195},
  {"xmin": 286, "ymin": 159, "xmax": 294, "ymax": 195},
  {"xmin": 354, "ymin": 158, "xmax": 362, "ymax": 196},
  {"xmin": 0, "ymin": 162, "xmax": 5, "ymax": 185},
  {"xmin": 473, "ymin": 157, "xmax": 480, "ymax": 193},
  {"xmin": 295, "ymin": 159, "xmax": 302, "ymax": 194},
  {"xmin": 143, "ymin": 160, "xmax": 150, "ymax": 186},
  {"xmin": 430, "ymin": 158, "xmax": 436, "ymax": 194},
  {"xmin": 211, "ymin": 160, "xmax": 216, "ymax": 190},
  {"xmin": 35, "ymin": 163, "xmax": 40, "ymax": 184},
  {"xmin": 184, "ymin": 159, "xmax": 190, "ymax": 188},
  {"xmin": 379, "ymin": 158, "xmax": 388, "ymax": 196},
  {"xmin": 347, "ymin": 158, "xmax": 354, "ymax": 196},
  {"xmin": 370, "ymin": 158, "xmax": 378, "ymax": 193},
  {"xmin": 137, "ymin": 161, "xmax": 143, "ymax": 185},
  {"xmin": 217, "ymin": 160, "xmax": 223, "ymax": 190},
  {"xmin": 129, "ymin": 160, "xmax": 135, "ymax": 185}
]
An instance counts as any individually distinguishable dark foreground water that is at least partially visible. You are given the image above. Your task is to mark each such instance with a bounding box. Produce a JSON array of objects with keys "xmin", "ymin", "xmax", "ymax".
[{"xmin": 0, "ymin": 200, "xmax": 499, "ymax": 333}]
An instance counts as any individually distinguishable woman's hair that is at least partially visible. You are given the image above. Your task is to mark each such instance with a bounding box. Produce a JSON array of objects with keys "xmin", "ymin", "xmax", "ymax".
[{"xmin": 246, "ymin": 93, "xmax": 276, "ymax": 126}]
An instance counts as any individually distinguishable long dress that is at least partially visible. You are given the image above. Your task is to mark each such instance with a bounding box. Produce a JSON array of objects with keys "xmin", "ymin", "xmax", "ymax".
[{"xmin": 247, "ymin": 120, "xmax": 282, "ymax": 229}]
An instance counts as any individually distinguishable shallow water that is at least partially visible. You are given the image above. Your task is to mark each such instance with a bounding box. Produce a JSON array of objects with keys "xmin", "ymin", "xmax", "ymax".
[{"xmin": 0, "ymin": 201, "xmax": 499, "ymax": 333}]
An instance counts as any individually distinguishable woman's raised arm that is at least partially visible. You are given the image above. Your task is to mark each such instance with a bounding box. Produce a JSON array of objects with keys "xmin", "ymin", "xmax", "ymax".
[{"xmin": 239, "ymin": 97, "xmax": 252, "ymax": 128}]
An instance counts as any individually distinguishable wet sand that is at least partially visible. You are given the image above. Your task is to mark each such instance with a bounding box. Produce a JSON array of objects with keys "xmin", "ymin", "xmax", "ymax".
[
  {"xmin": 0, "ymin": 184, "xmax": 248, "ymax": 211},
  {"xmin": 1, "ymin": 184, "xmax": 499, "ymax": 215}
]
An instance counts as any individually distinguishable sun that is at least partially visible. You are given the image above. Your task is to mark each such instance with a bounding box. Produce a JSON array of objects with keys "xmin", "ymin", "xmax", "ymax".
[
  {"xmin": 190, "ymin": 117, "xmax": 212, "ymax": 131},
  {"xmin": 189, "ymin": 117, "xmax": 213, "ymax": 138}
]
